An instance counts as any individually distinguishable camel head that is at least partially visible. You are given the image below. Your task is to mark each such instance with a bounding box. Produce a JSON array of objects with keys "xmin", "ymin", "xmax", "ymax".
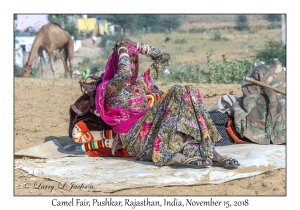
[{"xmin": 21, "ymin": 64, "xmax": 32, "ymax": 78}]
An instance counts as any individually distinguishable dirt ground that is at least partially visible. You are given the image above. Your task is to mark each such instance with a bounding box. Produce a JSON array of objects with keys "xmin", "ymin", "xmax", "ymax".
[{"xmin": 13, "ymin": 39, "xmax": 286, "ymax": 196}]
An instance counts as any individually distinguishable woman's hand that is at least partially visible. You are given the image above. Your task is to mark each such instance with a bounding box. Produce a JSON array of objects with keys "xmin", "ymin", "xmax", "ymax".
[
  {"xmin": 116, "ymin": 42, "xmax": 129, "ymax": 55},
  {"xmin": 113, "ymin": 38, "xmax": 130, "ymax": 51}
]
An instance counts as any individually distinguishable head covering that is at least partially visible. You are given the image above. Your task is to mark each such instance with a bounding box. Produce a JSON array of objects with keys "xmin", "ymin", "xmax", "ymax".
[{"xmin": 94, "ymin": 44, "xmax": 149, "ymax": 134}]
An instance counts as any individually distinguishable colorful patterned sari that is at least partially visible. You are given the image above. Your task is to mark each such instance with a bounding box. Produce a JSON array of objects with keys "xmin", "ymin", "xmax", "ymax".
[
  {"xmin": 116, "ymin": 85, "xmax": 221, "ymax": 167},
  {"xmin": 94, "ymin": 43, "xmax": 221, "ymax": 167}
]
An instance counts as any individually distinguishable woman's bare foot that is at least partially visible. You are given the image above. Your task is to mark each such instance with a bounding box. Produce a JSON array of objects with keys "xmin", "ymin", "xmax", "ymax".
[
  {"xmin": 212, "ymin": 150, "xmax": 240, "ymax": 168},
  {"xmin": 165, "ymin": 153, "xmax": 188, "ymax": 166},
  {"xmin": 212, "ymin": 150, "xmax": 223, "ymax": 161}
]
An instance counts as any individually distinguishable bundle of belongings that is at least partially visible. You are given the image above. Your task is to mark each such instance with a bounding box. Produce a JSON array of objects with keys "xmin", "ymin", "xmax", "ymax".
[
  {"xmin": 207, "ymin": 58, "xmax": 286, "ymax": 145},
  {"xmin": 69, "ymin": 58, "xmax": 286, "ymax": 158}
]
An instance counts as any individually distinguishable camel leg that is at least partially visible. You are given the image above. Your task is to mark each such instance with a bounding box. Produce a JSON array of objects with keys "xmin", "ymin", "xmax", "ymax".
[
  {"xmin": 60, "ymin": 49, "xmax": 69, "ymax": 79},
  {"xmin": 48, "ymin": 51, "xmax": 56, "ymax": 79},
  {"xmin": 38, "ymin": 49, "xmax": 46, "ymax": 79},
  {"xmin": 67, "ymin": 41, "xmax": 74, "ymax": 79}
]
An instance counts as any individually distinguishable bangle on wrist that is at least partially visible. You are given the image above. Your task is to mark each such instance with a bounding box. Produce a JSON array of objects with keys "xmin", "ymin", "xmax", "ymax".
[
  {"xmin": 146, "ymin": 45, "xmax": 149, "ymax": 54},
  {"xmin": 142, "ymin": 44, "xmax": 148, "ymax": 54},
  {"xmin": 119, "ymin": 53, "xmax": 129, "ymax": 59},
  {"xmin": 136, "ymin": 42, "xmax": 140, "ymax": 51},
  {"xmin": 139, "ymin": 43, "xmax": 143, "ymax": 53},
  {"xmin": 146, "ymin": 45, "xmax": 150, "ymax": 55},
  {"xmin": 141, "ymin": 44, "xmax": 145, "ymax": 54},
  {"xmin": 118, "ymin": 47, "xmax": 128, "ymax": 55}
]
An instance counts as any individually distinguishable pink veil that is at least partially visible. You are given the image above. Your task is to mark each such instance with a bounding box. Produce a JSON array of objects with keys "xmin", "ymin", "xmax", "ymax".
[{"xmin": 94, "ymin": 44, "xmax": 149, "ymax": 134}]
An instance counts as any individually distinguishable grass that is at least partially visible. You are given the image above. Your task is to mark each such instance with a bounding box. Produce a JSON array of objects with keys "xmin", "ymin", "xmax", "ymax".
[
  {"xmin": 127, "ymin": 24, "xmax": 281, "ymax": 71},
  {"xmin": 52, "ymin": 16, "xmax": 283, "ymax": 82}
]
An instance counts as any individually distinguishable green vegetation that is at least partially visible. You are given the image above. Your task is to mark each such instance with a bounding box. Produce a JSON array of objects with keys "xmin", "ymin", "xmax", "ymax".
[
  {"xmin": 265, "ymin": 14, "xmax": 282, "ymax": 22},
  {"xmin": 15, "ymin": 15, "xmax": 286, "ymax": 82},
  {"xmin": 101, "ymin": 14, "xmax": 182, "ymax": 33},
  {"xmin": 64, "ymin": 20, "xmax": 79, "ymax": 40},
  {"xmin": 267, "ymin": 22, "xmax": 281, "ymax": 29},
  {"xmin": 31, "ymin": 67, "xmax": 40, "ymax": 78},
  {"xmin": 99, "ymin": 34, "xmax": 123, "ymax": 48},
  {"xmin": 161, "ymin": 52, "xmax": 252, "ymax": 84},
  {"xmin": 211, "ymin": 31, "xmax": 229, "ymax": 41},
  {"xmin": 189, "ymin": 27, "xmax": 206, "ymax": 33},
  {"xmin": 235, "ymin": 15, "xmax": 250, "ymax": 31},
  {"xmin": 14, "ymin": 64, "xmax": 40, "ymax": 78},
  {"xmin": 174, "ymin": 38, "xmax": 188, "ymax": 44},
  {"xmin": 14, "ymin": 64, "xmax": 21, "ymax": 77},
  {"xmin": 68, "ymin": 15, "xmax": 286, "ymax": 83},
  {"xmin": 255, "ymin": 40, "xmax": 286, "ymax": 66},
  {"xmin": 47, "ymin": 14, "xmax": 80, "ymax": 40}
]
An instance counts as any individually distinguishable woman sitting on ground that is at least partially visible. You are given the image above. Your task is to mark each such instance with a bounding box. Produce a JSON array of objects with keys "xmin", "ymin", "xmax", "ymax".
[{"xmin": 74, "ymin": 38, "xmax": 240, "ymax": 169}]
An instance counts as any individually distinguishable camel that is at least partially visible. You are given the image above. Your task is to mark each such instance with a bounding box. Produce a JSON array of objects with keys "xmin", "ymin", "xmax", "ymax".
[{"xmin": 21, "ymin": 23, "xmax": 74, "ymax": 79}]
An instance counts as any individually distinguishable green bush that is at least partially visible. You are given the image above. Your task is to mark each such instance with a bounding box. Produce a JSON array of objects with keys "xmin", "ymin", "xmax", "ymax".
[
  {"xmin": 211, "ymin": 31, "xmax": 229, "ymax": 41},
  {"xmin": 267, "ymin": 22, "xmax": 281, "ymax": 29},
  {"xmin": 64, "ymin": 21, "xmax": 79, "ymax": 40},
  {"xmin": 158, "ymin": 15, "xmax": 181, "ymax": 31},
  {"xmin": 76, "ymin": 32, "xmax": 84, "ymax": 40},
  {"xmin": 80, "ymin": 57, "xmax": 92, "ymax": 70},
  {"xmin": 78, "ymin": 55, "xmax": 108, "ymax": 76},
  {"xmin": 211, "ymin": 31, "xmax": 221, "ymax": 41},
  {"xmin": 189, "ymin": 27, "xmax": 207, "ymax": 33},
  {"xmin": 14, "ymin": 64, "xmax": 40, "ymax": 78},
  {"xmin": 14, "ymin": 64, "xmax": 21, "ymax": 77},
  {"xmin": 174, "ymin": 38, "xmax": 188, "ymax": 44},
  {"xmin": 235, "ymin": 15, "xmax": 250, "ymax": 31},
  {"xmin": 255, "ymin": 40, "xmax": 286, "ymax": 66},
  {"xmin": 162, "ymin": 51, "xmax": 253, "ymax": 84},
  {"xmin": 151, "ymin": 25, "xmax": 167, "ymax": 33},
  {"xmin": 90, "ymin": 61, "xmax": 107, "ymax": 75},
  {"xmin": 265, "ymin": 14, "xmax": 281, "ymax": 22},
  {"xmin": 206, "ymin": 52, "xmax": 252, "ymax": 84},
  {"xmin": 101, "ymin": 40, "xmax": 116, "ymax": 60},
  {"xmin": 31, "ymin": 67, "xmax": 39, "ymax": 78},
  {"xmin": 188, "ymin": 46, "xmax": 197, "ymax": 53},
  {"xmin": 99, "ymin": 34, "xmax": 123, "ymax": 48}
]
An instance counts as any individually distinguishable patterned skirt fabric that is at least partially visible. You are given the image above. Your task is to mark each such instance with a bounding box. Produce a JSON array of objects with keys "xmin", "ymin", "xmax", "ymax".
[{"xmin": 116, "ymin": 85, "xmax": 221, "ymax": 167}]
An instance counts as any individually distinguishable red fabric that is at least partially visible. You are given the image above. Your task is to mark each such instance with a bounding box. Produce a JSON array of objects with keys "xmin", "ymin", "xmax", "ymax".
[
  {"xmin": 85, "ymin": 147, "xmax": 130, "ymax": 157},
  {"xmin": 226, "ymin": 119, "xmax": 248, "ymax": 144}
]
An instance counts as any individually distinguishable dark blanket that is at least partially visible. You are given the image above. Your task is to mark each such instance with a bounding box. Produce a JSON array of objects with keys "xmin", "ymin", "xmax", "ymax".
[{"xmin": 68, "ymin": 93, "xmax": 111, "ymax": 139}]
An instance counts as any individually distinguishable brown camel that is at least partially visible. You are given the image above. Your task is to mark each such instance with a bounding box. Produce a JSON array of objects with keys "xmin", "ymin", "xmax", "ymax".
[{"xmin": 21, "ymin": 23, "xmax": 74, "ymax": 79}]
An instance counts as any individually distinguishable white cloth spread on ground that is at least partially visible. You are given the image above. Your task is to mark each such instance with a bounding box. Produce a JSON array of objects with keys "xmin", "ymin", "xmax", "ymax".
[{"xmin": 14, "ymin": 140, "xmax": 285, "ymax": 193}]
